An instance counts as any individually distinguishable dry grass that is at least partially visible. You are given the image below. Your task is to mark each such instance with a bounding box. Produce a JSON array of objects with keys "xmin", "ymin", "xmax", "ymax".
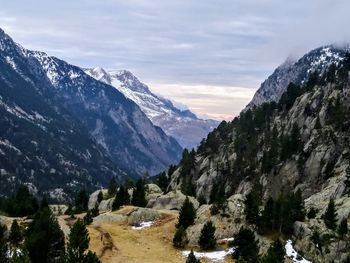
[{"xmin": 88, "ymin": 207, "xmax": 233, "ymax": 263}]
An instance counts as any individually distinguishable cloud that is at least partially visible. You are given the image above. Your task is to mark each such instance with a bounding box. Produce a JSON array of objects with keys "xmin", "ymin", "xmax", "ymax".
[{"xmin": 1, "ymin": 0, "xmax": 350, "ymax": 119}]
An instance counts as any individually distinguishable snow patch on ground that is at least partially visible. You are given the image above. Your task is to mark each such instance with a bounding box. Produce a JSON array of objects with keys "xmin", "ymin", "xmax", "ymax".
[
  {"xmin": 131, "ymin": 221, "xmax": 154, "ymax": 230},
  {"xmin": 182, "ymin": 248, "xmax": 234, "ymax": 262},
  {"xmin": 220, "ymin": 237, "xmax": 234, "ymax": 242},
  {"xmin": 285, "ymin": 240, "xmax": 312, "ymax": 263}
]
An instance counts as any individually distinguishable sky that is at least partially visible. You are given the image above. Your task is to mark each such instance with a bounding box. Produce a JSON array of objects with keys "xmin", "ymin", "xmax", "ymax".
[{"xmin": 1, "ymin": 0, "xmax": 350, "ymax": 120}]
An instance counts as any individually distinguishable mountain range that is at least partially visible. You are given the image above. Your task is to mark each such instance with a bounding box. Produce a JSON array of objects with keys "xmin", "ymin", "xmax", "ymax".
[
  {"xmin": 84, "ymin": 67, "xmax": 219, "ymax": 149},
  {"xmin": 0, "ymin": 28, "xmax": 182, "ymax": 199}
]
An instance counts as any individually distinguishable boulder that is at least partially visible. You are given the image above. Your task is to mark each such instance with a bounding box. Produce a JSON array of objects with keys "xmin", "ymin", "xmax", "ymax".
[
  {"xmin": 127, "ymin": 207, "xmax": 161, "ymax": 225},
  {"xmin": 88, "ymin": 189, "xmax": 108, "ymax": 210},
  {"xmin": 92, "ymin": 212, "xmax": 127, "ymax": 224},
  {"xmin": 147, "ymin": 190, "xmax": 199, "ymax": 210}
]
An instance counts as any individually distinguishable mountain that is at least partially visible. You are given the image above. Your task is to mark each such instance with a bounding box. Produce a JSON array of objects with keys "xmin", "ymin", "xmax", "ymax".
[
  {"xmin": 247, "ymin": 45, "xmax": 349, "ymax": 109},
  {"xmin": 0, "ymin": 28, "xmax": 182, "ymax": 197},
  {"xmin": 0, "ymin": 28, "xmax": 124, "ymax": 200},
  {"xmin": 84, "ymin": 67, "xmax": 219, "ymax": 149},
  {"xmin": 166, "ymin": 48, "xmax": 350, "ymax": 262}
]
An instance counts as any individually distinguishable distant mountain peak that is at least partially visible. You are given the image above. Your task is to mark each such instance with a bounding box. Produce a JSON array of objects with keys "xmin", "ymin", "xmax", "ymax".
[{"xmin": 84, "ymin": 67, "xmax": 219, "ymax": 149}]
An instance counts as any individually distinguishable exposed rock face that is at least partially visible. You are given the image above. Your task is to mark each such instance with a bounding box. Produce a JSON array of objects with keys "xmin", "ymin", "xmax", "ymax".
[
  {"xmin": 147, "ymin": 190, "xmax": 199, "ymax": 210},
  {"xmin": 127, "ymin": 207, "xmax": 161, "ymax": 225},
  {"xmin": 167, "ymin": 47, "xmax": 350, "ymax": 262},
  {"xmin": 84, "ymin": 68, "xmax": 219, "ymax": 149}
]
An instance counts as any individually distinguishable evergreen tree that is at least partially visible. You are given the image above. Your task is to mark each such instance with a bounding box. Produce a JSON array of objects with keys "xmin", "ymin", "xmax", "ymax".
[
  {"xmin": 91, "ymin": 204, "xmax": 99, "ymax": 218},
  {"xmin": 66, "ymin": 219, "xmax": 100, "ymax": 262},
  {"xmin": 25, "ymin": 208, "xmax": 65, "ymax": 263},
  {"xmin": 338, "ymin": 218, "xmax": 348, "ymax": 238},
  {"xmin": 186, "ymin": 250, "xmax": 201, "ymax": 263},
  {"xmin": 307, "ymin": 207, "xmax": 317, "ymax": 219},
  {"xmin": 0, "ymin": 224, "xmax": 8, "ymax": 263},
  {"xmin": 231, "ymin": 228, "xmax": 259, "ymax": 263},
  {"xmin": 83, "ymin": 210, "xmax": 93, "ymax": 225},
  {"xmin": 244, "ymin": 186, "xmax": 260, "ymax": 225},
  {"xmin": 107, "ymin": 177, "xmax": 118, "ymax": 198},
  {"xmin": 131, "ymin": 178, "xmax": 147, "ymax": 207},
  {"xmin": 9, "ymin": 220, "xmax": 22, "ymax": 246},
  {"xmin": 261, "ymin": 240, "xmax": 285, "ymax": 263},
  {"xmin": 74, "ymin": 188, "xmax": 89, "ymax": 213},
  {"xmin": 324, "ymin": 199, "xmax": 337, "ymax": 230},
  {"xmin": 198, "ymin": 221, "xmax": 216, "ymax": 251},
  {"xmin": 177, "ymin": 197, "xmax": 196, "ymax": 229},
  {"xmin": 112, "ymin": 185, "xmax": 130, "ymax": 211},
  {"xmin": 97, "ymin": 191, "xmax": 103, "ymax": 204},
  {"xmin": 173, "ymin": 226, "xmax": 188, "ymax": 248}
]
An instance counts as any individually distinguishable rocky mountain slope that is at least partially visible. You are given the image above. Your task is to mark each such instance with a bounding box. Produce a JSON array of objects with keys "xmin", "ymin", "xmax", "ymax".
[
  {"xmin": 0, "ymin": 28, "xmax": 182, "ymax": 182},
  {"xmin": 84, "ymin": 67, "xmax": 219, "ymax": 149},
  {"xmin": 247, "ymin": 45, "xmax": 349, "ymax": 109},
  {"xmin": 166, "ymin": 48, "xmax": 350, "ymax": 262},
  {"xmin": 0, "ymin": 29, "xmax": 124, "ymax": 200}
]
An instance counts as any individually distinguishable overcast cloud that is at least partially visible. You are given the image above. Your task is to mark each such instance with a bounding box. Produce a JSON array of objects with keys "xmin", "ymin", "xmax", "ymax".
[{"xmin": 1, "ymin": 0, "xmax": 349, "ymax": 119}]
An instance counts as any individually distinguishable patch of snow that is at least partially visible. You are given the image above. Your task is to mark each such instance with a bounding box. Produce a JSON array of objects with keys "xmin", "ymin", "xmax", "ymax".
[
  {"xmin": 131, "ymin": 221, "xmax": 154, "ymax": 230},
  {"xmin": 220, "ymin": 237, "xmax": 234, "ymax": 242},
  {"xmin": 285, "ymin": 240, "xmax": 312, "ymax": 263},
  {"xmin": 182, "ymin": 248, "xmax": 234, "ymax": 262},
  {"xmin": 0, "ymin": 139, "xmax": 21, "ymax": 154},
  {"xmin": 5, "ymin": 56, "xmax": 17, "ymax": 70}
]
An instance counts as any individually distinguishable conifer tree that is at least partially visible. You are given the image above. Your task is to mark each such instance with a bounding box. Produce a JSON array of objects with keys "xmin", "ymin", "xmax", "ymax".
[
  {"xmin": 186, "ymin": 250, "xmax": 201, "ymax": 263},
  {"xmin": 231, "ymin": 228, "xmax": 259, "ymax": 263},
  {"xmin": 0, "ymin": 224, "xmax": 8, "ymax": 263},
  {"xmin": 66, "ymin": 219, "xmax": 101, "ymax": 262},
  {"xmin": 9, "ymin": 220, "xmax": 22, "ymax": 246},
  {"xmin": 75, "ymin": 188, "xmax": 89, "ymax": 213},
  {"xmin": 131, "ymin": 178, "xmax": 147, "ymax": 207},
  {"xmin": 177, "ymin": 197, "xmax": 196, "ymax": 229},
  {"xmin": 173, "ymin": 226, "xmax": 188, "ymax": 248},
  {"xmin": 97, "ymin": 191, "xmax": 103, "ymax": 204},
  {"xmin": 261, "ymin": 240, "xmax": 285, "ymax": 263},
  {"xmin": 338, "ymin": 218, "xmax": 348, "ymax": 238},
  {"xmin": 107, "ymin": 177, "xmax": 118, "ymax": 198},
  {"xmin": 324, "ymin": 199, "xmax": 337, "ymax": 230},
  {"xmin": 244, "ymin": 186, "xmax": 260, "ymax": 225},
  {"xmin": 112, "ymin": 185, "xmax": 130, "ymax": 211},
  {"xmin": 25, "ymin": 208, "xmax": 65, "ymax": 263},
  {"xmin": 198, "ymin": 221, "xmax": 216, "ymax": 251}
]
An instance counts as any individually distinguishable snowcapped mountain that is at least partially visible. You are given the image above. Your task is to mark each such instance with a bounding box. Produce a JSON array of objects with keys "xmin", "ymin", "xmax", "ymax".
[
  {"xmin": 0, "ymin": 28, "xmax": 182, "ymax": 194},
  {"xmin": 247, "ymin": 45, "xmax": 349, "ymax": 109},
  {"xmin": 84, "ymin": 67, "xmax": 219, "ymax": 149}
]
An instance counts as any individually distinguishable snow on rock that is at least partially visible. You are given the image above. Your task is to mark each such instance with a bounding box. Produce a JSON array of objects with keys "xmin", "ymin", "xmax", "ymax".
[
  {"xmin": 182, "ymin": 248, "xmax": 234, "ymax": 262},
  {"xmin": 285, "ymin": 240, "xmax": 312, "ymax": 263},
  {"xmin": 131, "ymin": 221, "xmax": 154, "ymax": 230}
]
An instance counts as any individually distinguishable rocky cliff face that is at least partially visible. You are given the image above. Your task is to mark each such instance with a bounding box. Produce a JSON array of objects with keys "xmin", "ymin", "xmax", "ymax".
[
  {"xmin": 167, "ymin": 48, "xmax": 350, "ymax": 262},
  {"xmin": 247, "ymin": 45, "xmax": 348, "ymax": 109},
  {"xmin": 0, "ymin": 28, "xmax": 123, "ymax": 199},
  {"xmin": 0, "ymin": 28, "xmax": 182, "ymax": 182},
  {"xmin": 84, "ymin": 67, "xmax": 219, "ymax": 149}
]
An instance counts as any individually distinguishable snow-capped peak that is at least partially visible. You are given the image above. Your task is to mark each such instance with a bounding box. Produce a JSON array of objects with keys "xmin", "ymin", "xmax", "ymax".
[{"xmin": 84, "ymin": 67, "xmax": 219, "ymax": 149}]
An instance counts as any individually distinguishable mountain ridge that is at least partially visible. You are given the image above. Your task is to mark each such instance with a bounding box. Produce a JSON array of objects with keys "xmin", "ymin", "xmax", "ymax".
[{"xmin": 84, "ymin": 67, "xmax": 219, "ymax": 149}]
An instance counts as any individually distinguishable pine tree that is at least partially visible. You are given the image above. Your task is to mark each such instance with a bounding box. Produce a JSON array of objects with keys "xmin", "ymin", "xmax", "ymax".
[
  {"xmin": 131, "ymin": 178, "xmax": 147, "ymax": 207},
  {"xmin": 112, "ymin": 185, "xmax": 130, "ymax": 211},
  {"xmin": 261, "ymin": 240, "xmax": 285, "ymax": 263},
  {"xmin": 66, "ymin": 219, "xmax": 100, "ymax": 262},
  {"xmin": 97, "ymin": 191, "xmax": 103, "ymax": 204},
  {"xmin": 173, "ymin": 226, "xmax": 188, "ymax": 248},
  {"xmin": 83, "ymin": 210, "xmax": 93, "ymax": 225},
  {"xmin": 177, "ymin": 197, "xmax": 196, "ymax": 229},
  {"xmin": 9, "ymin": 220, "xmax": 22, "ymax": 246},
  {"xmin": 231, "ymin": 228, "xmax": 259, "ymax": 263},
  {"xmin": 198, "ymin": 221, "xmax": 216, "ymax": 251},
  {"xmin": 107, "ymin": 177, "xmax": 118, "ymax": 198},
  {"xmin": 25, "ymin": 208, "xmax": 65, "ymax": 263},
  {"xmin": 0, "ymin": 224, "xmax": 8, "ymax": 263},
  {"xmin": 324, "ymin": 199, "xmax": 337, "ymax": 230},
  {"xmin": 75, "ymin": 188, "xmax": 89, "ymax": 213},
  {"xmin": 244, "ymin": 187, "xmax": 260, "ymax": 225},
  {"xmin": 338, "ymin": 218, "xmax": 348, "ymax": 238},
  {"xmin": 186, "ymin": 250, "xmax": 201, "ymax": 263}
]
